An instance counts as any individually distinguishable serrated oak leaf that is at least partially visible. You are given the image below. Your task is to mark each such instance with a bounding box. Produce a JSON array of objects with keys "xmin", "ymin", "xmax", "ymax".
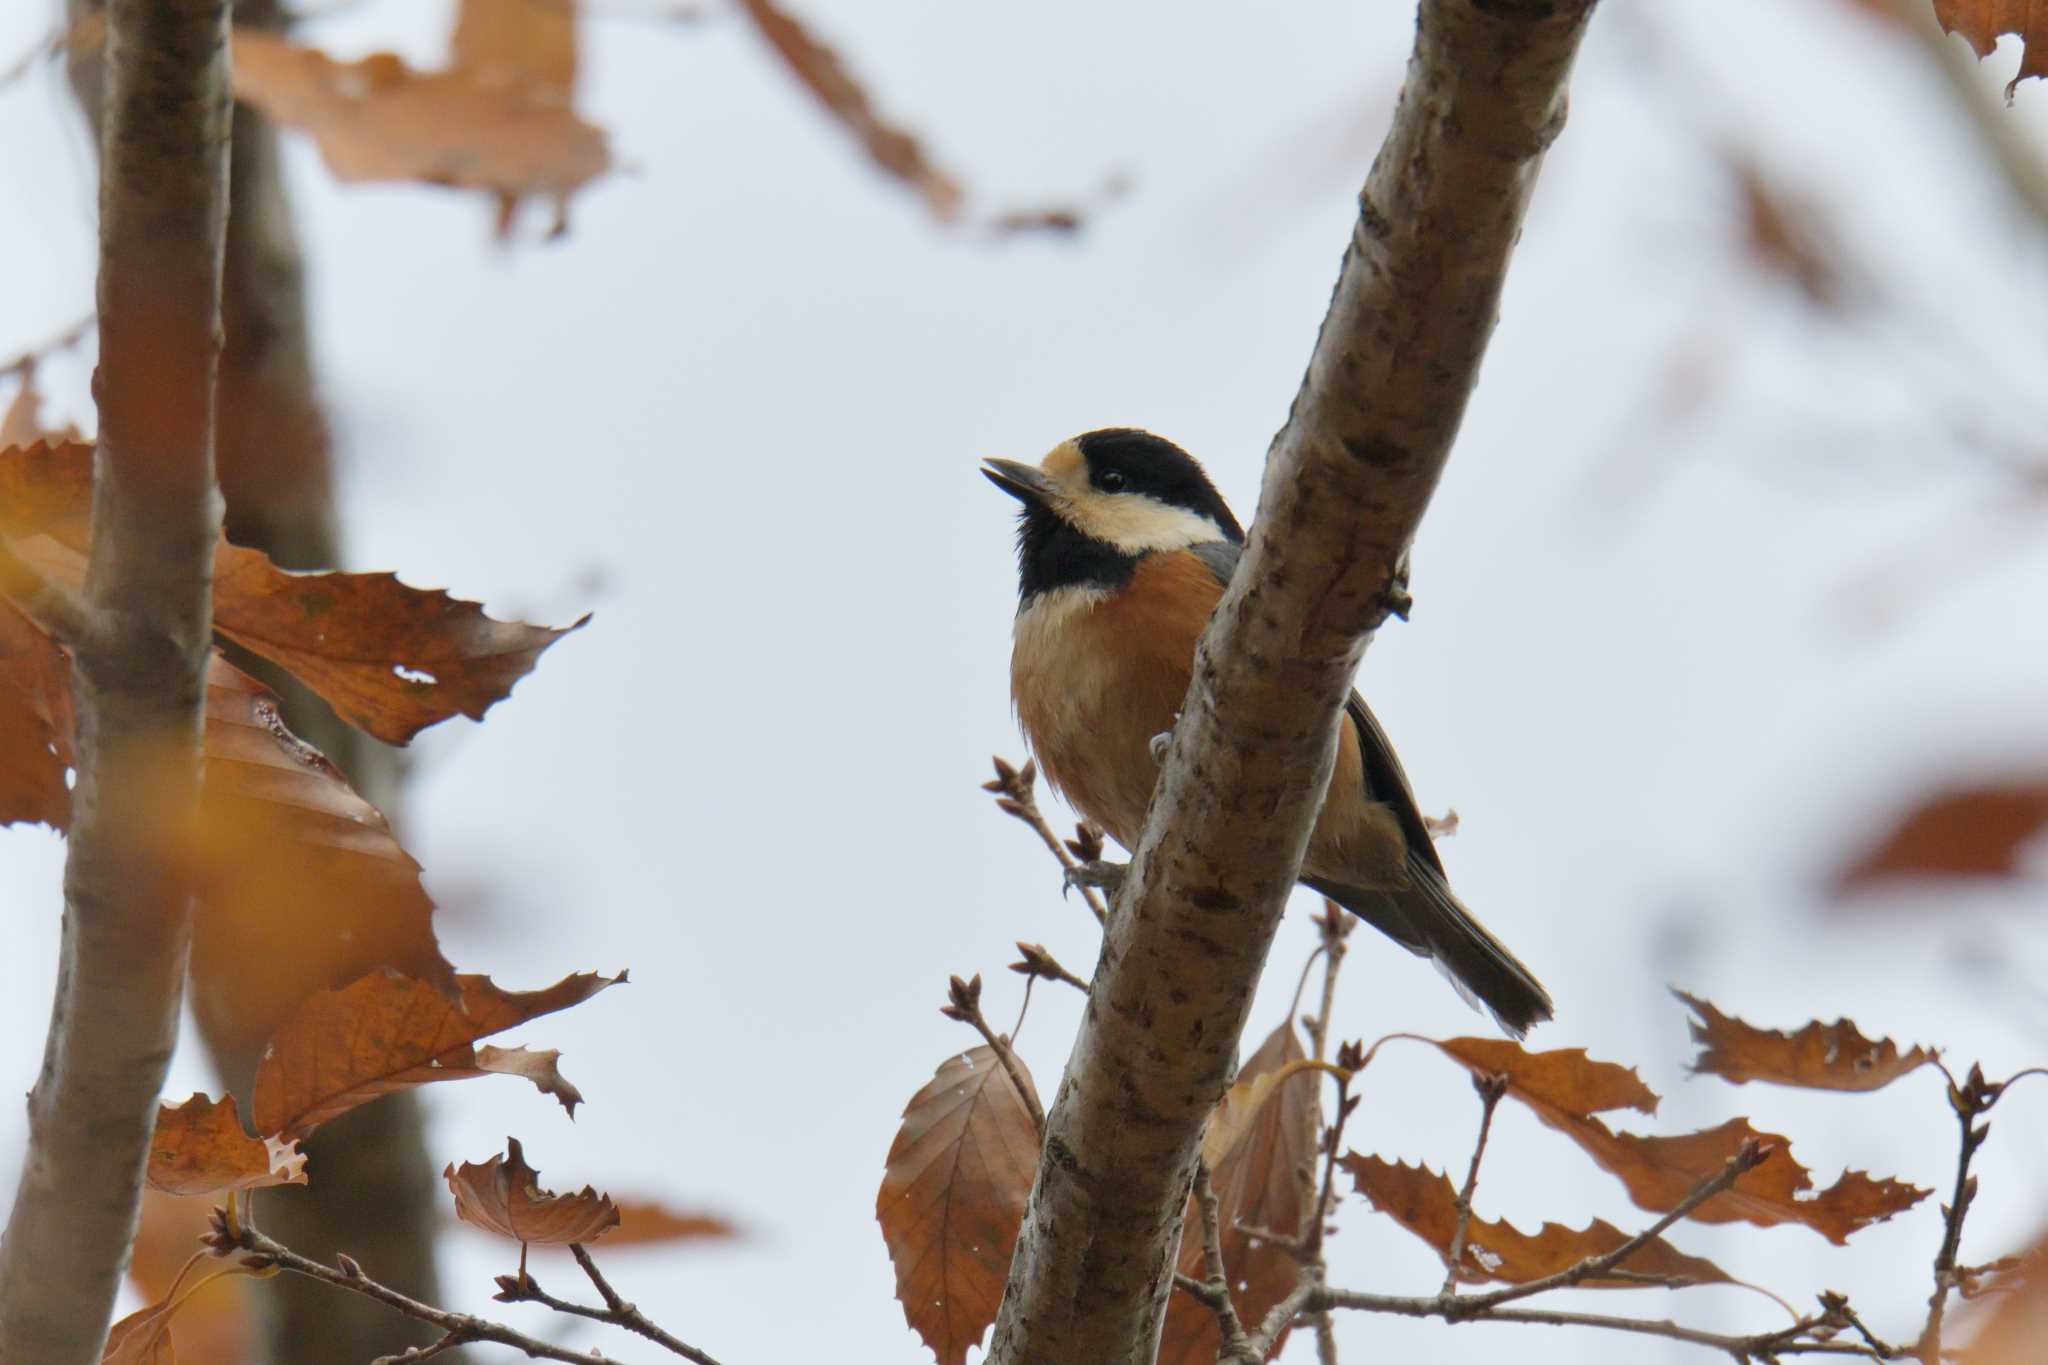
[
  {"xmin": 252, "ymin": 969, "xmax": 624, "ymax": 1139},
  {"xmin": 147, "ymin": 1094, "xmax": 308, "ymax": 1196},
  {"xmin": 738, "ymin": 0, "xmax": 963, "ymax": 222},
  {"xmin": 877, "ymin": 1046, "xmax": 1041, "ymax": 1365},
  {"xmin": 1934, "ymin": 0, "xmax": 2048, "ymax": 94},
  {"xmin": 1426, "ymin": 1036, "xmax": 1661, "ymax": 1120},
  {"xmin": 447, "ymin": 1137, "xmax": 619, "ymax": 1245},
  {"xmin": 1160, "ymin": 1021, "xmax": 1322, "ymax": 1365},
  {"xmin": 1678, "ymin": 991, "xmax": 1936, "ymax": 1092},
  {"xmin": 1835, "ymin": 783, "xmax": 2048, "ymax": 892},
  {"xmin": 1420, "ymin": 1035, "xmax": 1924, "ymax": 1242},
  {"xmin": 230, "ymin": 30, "xmax": 609, "ymax": 234},
  {"xmin": 1341, "ymin": 1153, "xmax": 1732, "ymax": 1288},
  {"xmin": 211, "ymin": 543, "xmax": 586, "ymax": 745}
]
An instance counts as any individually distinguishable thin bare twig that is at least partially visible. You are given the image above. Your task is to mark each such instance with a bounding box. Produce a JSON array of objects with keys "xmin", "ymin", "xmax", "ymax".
[
  {"xmin": 1010, "ymin": 941, "xmax": 1090, "ymax": 995},
  {"xmin": 491, "ymin": 1244, "xmax": 727, "ymax": 1365},
  {"xmin": 1914, "ymin": 1063, "xmax": 1998, "ymax": 1362},
  {"xmin": 942, "ymin": 974, "xmax": 1046, "ymax": 1134},
  {"xmin": 1439, "ymin": 1073, "xmax": 1509, "ymax": 1298},
  {"xmin": 1187, "ymin": 1160, "xmax": 1259, "ymax": 1364},
  {"xmin": 985, "ymin": 755, "xmax": 1108, "ymax": 926},
  {"xmin": 370, "ymin": 1330, "xmax": 469, "ymax": 1364}
]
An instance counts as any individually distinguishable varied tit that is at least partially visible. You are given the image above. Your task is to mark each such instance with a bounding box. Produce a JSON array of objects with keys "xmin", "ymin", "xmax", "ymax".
[{"xmin": 984, "ymin": 427, "xmax": 1553, "ymax": 1037}]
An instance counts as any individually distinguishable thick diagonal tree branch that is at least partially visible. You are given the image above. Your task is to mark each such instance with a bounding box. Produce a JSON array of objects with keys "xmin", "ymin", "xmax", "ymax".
[
  {"xmin": 985, "ymin": 3, "xmax": 1597, "ymax": 1362},
  {"xmin": 0, "ymin": 0, "xmax": 230, "ymax": 1360}
]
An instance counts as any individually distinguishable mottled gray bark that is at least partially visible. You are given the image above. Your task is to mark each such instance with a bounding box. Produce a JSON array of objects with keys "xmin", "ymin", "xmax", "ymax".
[
  {"xmin": 0, "ymin": 0, "xmax": 231, "ymax": 1359},
  {"xmin": 986, "ymin": 3, "xmax": 1600, "ymax": 1362}
]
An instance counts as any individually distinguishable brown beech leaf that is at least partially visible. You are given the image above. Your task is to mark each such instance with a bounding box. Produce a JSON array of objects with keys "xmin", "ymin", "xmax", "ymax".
[
  {"xmin": 230, "ymin": 30, "xmax": 609, "ymax": 232},
  {"xmin": 1343, "ymin": 1154, "xmax": 1733, "ymax": 1288},
  {"xmin": 877, "ymin": 1045, "xmax": 1041, "ymax": 1365},
  {"xmin": 1934, "ymin": 0, "xmax": 2048, "ymax": 93},
  {"xmin": 147, "ymin": 1094, "xmax": 307, "ymax": 1196},
  {"xmin": 252, "ymin": 968, "xmax": 624, "ymax": 1140},
  {"xmin": 190, "ymin": 656, "xmax": 457, "ymax": 1041},
  {"xmin": 738, "ymin": 0, "xmax": 963, "ymax": 222},
  {"xmin": 1678, "ymin": 991, "xmax": 1937, "ymax": 1092},
  {"xmin": 1159, "ymin": 1021, "xmax": 1322, "ymax": 1365},
  {"xmin": 0, "ymin": 437, "xmax": 92, "ymax": 541},
  {"xmin": 127, "ymin": 1192, "xmax": 253, "ymax": 1365},
  {"xmin": 446, "ymin": 1137, "xmax": 620, "ymax": 1245},
  {"xmin": 211, "ymin": 542, "xmax": 586, "ymax": 746},
  {"xmin": 474, "ymin": 1045, "xmax": 585, "ymax": 1117},
  {"xmin": 1424, "ymin": 1036, "xmax": 1924, "ymax": 1242},
  {"xmin": 1835, "ymin": 783, "xmax": 2048, "ymax": 891}
]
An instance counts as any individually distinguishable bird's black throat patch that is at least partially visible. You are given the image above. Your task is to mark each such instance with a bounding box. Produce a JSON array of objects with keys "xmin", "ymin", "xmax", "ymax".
[{"xmin": 1014, "ymin": 503, "xmax": 1138, "ymax": 606}]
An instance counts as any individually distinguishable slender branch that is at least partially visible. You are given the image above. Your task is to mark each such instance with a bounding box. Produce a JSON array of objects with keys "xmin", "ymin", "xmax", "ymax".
[
  {"xmin": 1914, "ymin": 1064, "xmax": 1997, "ymax": 1362},
  {"xmin": 227, "ymin": 1229, "xmax": 612, "ymax": 1365},
  {"xmin": 0, "ymin": 0, "xmax": 229, "ymax": 1359},
  {"xmin": 372, "ymin": 1331, "xmax": 470, "ymax": 1364},
  {"xmin": 986, "ymin": 755, "xmax": 1109, "ymax": 927},
  {"xmin": 985, "ymin": 4, "xmax": 1596, "ymax": 1359},
  {"xmin": 1187, "ymin": 1161, "xmax": 1259, "ymax": 1364},
  {"xmin": 943, "ymin": 974, "xmax": 1047, "ymax": 1134},
  {"xmin": 484, "ymin": 1245, "xmax": 728, "ymax": 1365},
  {"xmin": 1011, "ymin": 941, "xmax": 1091, "ymax": 995},
  {"xmin": 1440, "ymin": 1074, "xmax": 1509, "ymax": 1297}
]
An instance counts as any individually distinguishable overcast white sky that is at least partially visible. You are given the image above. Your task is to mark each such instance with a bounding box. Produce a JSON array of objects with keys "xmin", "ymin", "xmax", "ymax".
[{"xmin": 6, "ymin": 1, "xmax": 2048, "ymax": 1362}]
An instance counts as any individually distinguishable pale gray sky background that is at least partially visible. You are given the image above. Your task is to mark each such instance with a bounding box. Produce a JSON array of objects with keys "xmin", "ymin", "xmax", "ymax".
[{"xmin": 5, "ymin": 1, "xmax": 2048, "ymax": 1361}]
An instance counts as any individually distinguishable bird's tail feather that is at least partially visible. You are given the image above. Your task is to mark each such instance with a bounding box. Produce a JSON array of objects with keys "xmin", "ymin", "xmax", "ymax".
[{"xmin": 1304, "ymin": 860, "xmax": 1553, "ymax": 1038}]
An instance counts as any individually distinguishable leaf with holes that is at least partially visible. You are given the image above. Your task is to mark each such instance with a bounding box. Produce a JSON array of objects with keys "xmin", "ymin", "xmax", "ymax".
[
  {"xmin": 1678, "ymin": 992, "xmax": 1937, "ymax": 1092},
  {"xmin": 446, "ymin": 1137, "xmax": 620, "ymax": 1245},
  {"xmin": 877, "ymin": 1046, "xmax": 1041, "ymax": 1365},
  {"xmin": 147, "ymin": 1094, "xmax": 307, "ymax": 1196},
  {"xmin": 252, "ymin": 968, "xmax": 623, "ymax": 1140},
  {"xmin": 1160, "ymin": 1021, "xmax": 1322, "ymax": 1365},
  {"xmin": 1343, "ymin": 1154, "xmax": 1733, "ymax": 1288},
  {"xmin": 211, "ymin": 541, "xmax": 585, "ymax": 746}
]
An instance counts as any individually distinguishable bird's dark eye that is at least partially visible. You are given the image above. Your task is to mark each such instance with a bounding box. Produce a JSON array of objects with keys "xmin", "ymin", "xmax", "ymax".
[{"xmin": 1098, "ymin": 469, "xmax": 1127, "ymax": 492}]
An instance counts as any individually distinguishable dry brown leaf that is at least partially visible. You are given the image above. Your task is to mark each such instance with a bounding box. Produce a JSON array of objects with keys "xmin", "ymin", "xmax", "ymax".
[
  {"xmin": 738, "ymin": 0, "xmax": 963, "ymax": 221},
  {"xmin": 1426, "ymin": 1036, "xmax": 1924, "ymax": 1242},
  {"xmin": 1835, "ymin": 783, "xmax": 2048, "ymax": 891},
  {"xmin": 0, "ymin": 596, "xmax": 73, "ymax": 828},
  {"xmin": 1934, "ymin": 0, "xmax": 2048, "ymax": 93},
  {"xmin": 2, "ymin": 364, "xmax": 82, "ymax": 450},
  {"xmin": 211, "ymin": 541, "xmax": 585, "ymax": 745},
  {"xmin": 1159, "ymin": 1021, "xmax": 1321, "ymax": 1365},
  {"xmin": 596, "ymin": 1200, "xmax": 739, "ymax": 1247},
  {"xmin": 127, "ymin": 1192, "xmax": 253, "ymax": 1365},
  {"xmin": 191, "ymin": 655, "xmax": 458, "ymax": 1042},
  {"xmin": 252, "ymin": 968, "xmax": 624, "ymax": 1140},
  {"xmin": 1728, "ymin": 154, "xmax": 1847, "ymax": 313},
  {"xmin": 475, "ymin": 1045, "xmax": 585, "ymax": 1117},
  {"xmin": 1427, "ymin": 1036, "xmax": 1661, "ymax": 1121},
  {"xmin": 1678, "ymin": 991, "xmax": 1937, "ymax": 1092},
  {"xmin": 230, "ymin": 30, "xmax": 609, "ymax": 234},
  {"xmin": 877, "ymin": 1045, "xmax": 1041, "ymax": 1365},
  {"xmin": 452, "ymin": 0, "xmax": 576, "ymax": 94},
  {"xmin": 0, "ymin": 437, "xmax": 93, "ymax": 541},
  {"xmin": 1960, "ymin": 1226, "xmax": 2048, "ymax": 1362},
  {"xmin": 446, "ymin": 1136, "xmax": 621, "ymax": 1245},
  {"xmin": 1343, "ymin": 1153, "xmax": 1733, "ymax": 1288},
  {"xmin": 147, "ymin": 1094, "xmax": 307, "ymax": 1196},
  {"xmin": 102, "ymin": 1252, "xmax": 266, "ymax": 1365}
]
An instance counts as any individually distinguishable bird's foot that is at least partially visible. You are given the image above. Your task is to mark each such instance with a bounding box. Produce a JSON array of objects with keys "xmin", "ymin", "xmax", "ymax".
[
  {"xmin": 1149, "ymin": 711, "xmax": 1182, "ymax": 765},
  {"xmin": 1064, "ymin": 859, "xmax": 1129, "ymax": 899}
]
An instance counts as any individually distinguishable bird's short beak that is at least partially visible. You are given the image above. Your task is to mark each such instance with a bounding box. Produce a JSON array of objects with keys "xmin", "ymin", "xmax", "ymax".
[{"xmin": 981, "ymin": 458, "xmax": 1057, "ymax": 506}]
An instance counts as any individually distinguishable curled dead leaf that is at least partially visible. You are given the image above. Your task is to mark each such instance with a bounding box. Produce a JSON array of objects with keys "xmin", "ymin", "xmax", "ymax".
[
  {"xmin": 474, "ymin": 1045, "xmax": 585, "ymax": 1117},
  {"xmin": 1343, "ymin": 1152, "xmax": 1733, "ymax": 1288},
  {"xmin": 877, "ymin": 1046, "xmax": 1041, "ymax": 1365},
  {"xmin": 1678, "ymin": 991, "xmax": 1936, "ymax": 1092},
  {"xmin": 446, "ymin": 1137, "xmax": 620, "ymax": 1245},
  {"xmin": 148, "ymin": 1094, "xmax": 307, "ymax": 1197},
  {"xmin": 1934, "ymin": 0, "xmax": 2048, "ymax": 94},
  {"xmin": 252, "ymin": 969, "xmax": 624, "ymax": 1140}
]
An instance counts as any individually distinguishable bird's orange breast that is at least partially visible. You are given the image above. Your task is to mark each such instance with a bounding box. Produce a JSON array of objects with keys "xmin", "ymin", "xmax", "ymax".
[{"xmin": 1010, "ymin": 548, "xmax": 1391, "ymax": 878}]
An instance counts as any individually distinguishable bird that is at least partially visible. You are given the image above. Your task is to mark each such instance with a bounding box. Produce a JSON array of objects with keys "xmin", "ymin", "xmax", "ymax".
[{"xmin": 984, "ymin": 427, "xmax": 1552, "ymax": 1037}]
